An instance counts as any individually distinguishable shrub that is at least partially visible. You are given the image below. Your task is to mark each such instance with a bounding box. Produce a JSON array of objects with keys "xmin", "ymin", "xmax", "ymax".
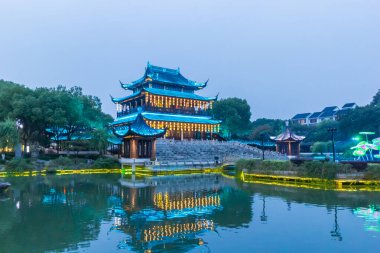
[
  {"xmin": 236, "ymin": 159, "xmax": 354, "ymax": 179},
  {"xmin": 236, "ymin": 159, "xmax": 294, "ymax": 173},
  {"xmin": 48, "ymin": 156, "xmax": 75, "ymax": 170},
  {"xmin": 5, "ymin": 158, "xmax": 34, "ymax": 172},
  {"xmin": 91, "ymin": 157, "xmax": 120, "ymax": 169},
  {"xmin": 363, "ymin": 165, "xmax": 380, "ymax": 180}
]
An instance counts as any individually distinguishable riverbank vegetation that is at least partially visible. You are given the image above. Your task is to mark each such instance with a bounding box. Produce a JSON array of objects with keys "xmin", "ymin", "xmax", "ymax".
[
  {"xmin": 2, "ymin": 156, "xmax": 120, "ymax": 173},
  {"xmin": 236, "ymin": 159, "xmax": 380, "ymax": 180}
]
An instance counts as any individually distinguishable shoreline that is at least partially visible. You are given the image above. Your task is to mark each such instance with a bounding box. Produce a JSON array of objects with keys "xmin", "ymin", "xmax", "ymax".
[{"xmin": 241, "ymin": 171, "xmax": 380, "ymax": 191}]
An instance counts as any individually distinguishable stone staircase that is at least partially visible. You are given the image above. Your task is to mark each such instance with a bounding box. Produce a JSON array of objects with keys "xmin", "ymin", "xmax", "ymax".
[{"xmin": 156, "ymin": 139, "xmax": 287, "ymax": 163}]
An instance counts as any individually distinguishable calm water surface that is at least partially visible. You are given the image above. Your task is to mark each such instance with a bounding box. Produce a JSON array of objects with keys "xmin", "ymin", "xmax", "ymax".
[{"xmin": 0, "ymin": 174, "xmax": 379, "ymax": 253}]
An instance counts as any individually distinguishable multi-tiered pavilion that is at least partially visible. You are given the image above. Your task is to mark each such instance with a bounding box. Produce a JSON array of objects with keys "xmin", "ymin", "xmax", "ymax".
[{"xmin": 111, "ymin": 63, "xmax": 221, "ymax": 159}]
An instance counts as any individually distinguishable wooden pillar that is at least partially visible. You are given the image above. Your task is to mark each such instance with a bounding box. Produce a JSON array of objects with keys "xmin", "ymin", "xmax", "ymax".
[
  {"xmin": 130, "ymin": 139, "xmax": 137, "ymax": 158},
  {"xmin": 151, "ymin": 139, "xmax": 157, "ymax": 161},
  {"xmin": 180, "ymin": 130, "xmax": 184, "ymax": 141},
  {"xmin": 288, "ymin": 142, "xmax": 292, "ymax": 156}
]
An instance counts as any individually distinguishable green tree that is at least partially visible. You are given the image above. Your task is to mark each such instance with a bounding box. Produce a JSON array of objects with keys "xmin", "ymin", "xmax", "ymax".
[
  {"xmin": 250, "ymin": 118, "xmax": 285, "ymax": 139},
  {"xmin": 0, "ymin": 80, "xmax": 113, "ymax": 156},
  {"xmin": 339, "ymin": 106, "xmax": 380, "ymax": 139},
  {"xmin": 213, "ymin": 97, "xmax": 252, "ymax": 138},
  {"xmin": 0, "ymin": 119, "xmax": 18, "ymax": 154},
  {"xmin": 89, "ymin": 128, "xmax": 110, "ymax": 155},
  {"xmin": 370, "ymin": 89, "xmax": 380, "ymax": 106},
  {"xmin": 311, "ymin": 141, "xmax": 329, "ymax": 155}
]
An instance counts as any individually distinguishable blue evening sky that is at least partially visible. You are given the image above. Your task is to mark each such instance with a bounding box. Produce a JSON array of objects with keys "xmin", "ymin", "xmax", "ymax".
[{"xmin": 0, "ymin": 0, "xmax": 379, "ymax": 119}]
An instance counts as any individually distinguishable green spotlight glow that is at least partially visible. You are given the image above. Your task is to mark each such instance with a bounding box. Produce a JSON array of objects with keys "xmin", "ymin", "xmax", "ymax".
[{"xmin": 359, "ymin": 132, "xmax": 376, "ymax": 135}]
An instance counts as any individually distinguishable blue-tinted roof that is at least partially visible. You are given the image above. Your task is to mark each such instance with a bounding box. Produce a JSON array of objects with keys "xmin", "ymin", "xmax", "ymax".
[
  {"xmin": 111, "ymin": 92, "xmax": 142, "ymax": 103},
  {"xmin": 291, "ymin": 113, "xmax": 311, "ymax": 120},
  {"xmin": 319, "ymin": 110, "xmax": 337, "ymax": 118},
  {"xmin": 111, "ymin": 88, "xmax": 216, "ymax": 104},
  {"xmin": 342, "ymin": 102, "xmax": 356, "ymax": 108},
  {"xmin": 145, "ymin": 88, "xmax": 216, "ymax": 101},
  {"xmin": 130, "ymin": 113, "xmax": 166, "ymax": 137},
  {"xmin": 322, "ymin": 106, "xmax": 338, "ymax": 112},
  {"xmin": 143, "ymin": 113, "xmax": 221, "ymax": 124},
  {"xmin": 120, "ymin": 63, "xmax": 207, "ymax": 90},
  {"xmin": 113, "ymin": 113, "xmax": 166, "ymax": 137},
  {"xmin": 112, "ymin": 112, "xmax": 221, "ymax": 126},
  {"xmin": 107, "ymin": 136, "xmax": 122, "ymax": 145},
  {"xmin": 309, "ymin": 112, "xmax": 322, "ymax": 119},
  {"xmin": 112, "ymin": 114, "xmax": 138, "ymax": 125}
]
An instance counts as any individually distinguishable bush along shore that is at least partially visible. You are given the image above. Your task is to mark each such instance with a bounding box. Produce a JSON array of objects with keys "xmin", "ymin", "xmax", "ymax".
[
  {"xmin": 236, "ymin": 159, "xmax": 380, "ymax": 180},
  {"xmin": 0, "ymin": 155, "xmax": 120, "ymax": 174}
]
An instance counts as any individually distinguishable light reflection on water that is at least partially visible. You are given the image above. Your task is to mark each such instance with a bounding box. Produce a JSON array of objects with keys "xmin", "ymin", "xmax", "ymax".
[{"xmin": 0, "ymin": 173, "xmax": 379, "ymax": 253}]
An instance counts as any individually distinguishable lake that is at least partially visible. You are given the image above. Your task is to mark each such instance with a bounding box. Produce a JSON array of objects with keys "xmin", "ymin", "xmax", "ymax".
[{"xmin": 0, "ymin": 173, "xmax": 379, "ymax": 253}]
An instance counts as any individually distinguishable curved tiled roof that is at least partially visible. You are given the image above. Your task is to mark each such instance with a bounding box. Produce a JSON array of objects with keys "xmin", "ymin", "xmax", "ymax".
[
  {"xmin": 270, "ymin": 128, "xmax": 305, "ymax": 142},
  {"xmin": 120, "ymin": 63, "xmax": 207, "ymax": 90},
  {"xmin": 111, "ymin": 88, "xmax": 216, "ymax": 104},
  {"xmin": 291, "ymin": 113, "xmax": 311, "ymax": 120},
  {"xmin": 113, "ymin": 113, "xmax": 166, "ymax": 138}
]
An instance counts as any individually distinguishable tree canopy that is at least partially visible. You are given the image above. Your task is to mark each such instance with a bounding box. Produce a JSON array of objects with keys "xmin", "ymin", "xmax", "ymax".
[
  {"xmin": 0, "ymin": 80, "xmax": 113, "ymax": 152},
  {"xmin": 213, "ymin": 97, "xmax": 252, "ymax": 138}
]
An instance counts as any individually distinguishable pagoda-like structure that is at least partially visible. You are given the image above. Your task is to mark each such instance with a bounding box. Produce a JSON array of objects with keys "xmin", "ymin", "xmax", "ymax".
[
  {"xmin": 110, "ymin": 63, "xmax": 221, "ymax": 159},
  {"xmin": 270, "ymin": 126, "xmax": 305, "ymax": 156}
]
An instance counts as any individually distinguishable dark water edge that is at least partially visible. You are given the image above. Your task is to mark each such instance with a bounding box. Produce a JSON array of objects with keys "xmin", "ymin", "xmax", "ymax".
[{"xmin": 0, "ymin": 173, "xmax": 379, "ymax": 253}]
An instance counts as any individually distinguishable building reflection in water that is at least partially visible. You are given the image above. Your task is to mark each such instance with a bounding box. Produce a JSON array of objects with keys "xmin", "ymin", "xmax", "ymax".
[
  {"xmin": 111, "ymin": 174, "xmax": 241, "ymax": 253},
  {"xmin": 260, "ymin": 196, "xmax": 268, "ymax": 223}
]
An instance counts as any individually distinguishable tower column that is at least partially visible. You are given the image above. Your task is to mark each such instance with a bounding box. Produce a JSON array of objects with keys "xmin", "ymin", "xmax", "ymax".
[
  {"xmin": 151, "ymin": 139, "xmax": 157, "ymax": 161},
  {"xmin": 130, "ymin": 139, "xmax": 137, "ymax": 158}
]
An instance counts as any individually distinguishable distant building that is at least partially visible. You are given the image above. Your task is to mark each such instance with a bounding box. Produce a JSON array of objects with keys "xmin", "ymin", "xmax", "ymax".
[{"xmin": 290, "ymin": 103, "xmax": 357, "ymax": 125}]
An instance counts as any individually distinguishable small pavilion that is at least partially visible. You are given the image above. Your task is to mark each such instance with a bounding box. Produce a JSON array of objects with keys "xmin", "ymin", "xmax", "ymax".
[
  {"xmin": 112, "ymin": 112, "xmax": 166, "ymax": 160},
  {"xmin": 270, "ymin": 127, "xmax": 305, "ymax": 156}
]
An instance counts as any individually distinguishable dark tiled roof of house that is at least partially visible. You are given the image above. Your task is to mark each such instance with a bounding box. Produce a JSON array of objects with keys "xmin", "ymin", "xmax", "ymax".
[
  {"xmin": 319, "ymin": 110, "xmax": 337, "ymax": 118},
  {"xmin": 309, "ymin": 112, "xmax": 322, "ymax": 119},
  {"xmin": 321, "ymin": 106, "xmax": 339, "ymax": 112},
  {"xmin": 342, "ymin": 102, "xmax": 356, "ymax": 108},
  {"xmin": 291, "ymin": 113, "xmax": 311, "ymax": 120}
]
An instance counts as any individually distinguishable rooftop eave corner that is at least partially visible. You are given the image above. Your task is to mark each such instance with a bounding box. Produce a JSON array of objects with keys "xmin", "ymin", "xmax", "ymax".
[
  {"xmin": 110, "ymin": 94, "xmax": 117, "ymax": 104},
  {"xmin": 196, "ymin": 79, "xmax": 209, "ymax": 89},
  {"xmin": 112, "ymin": 126, "xmax": 130, "ymax": 138},
  {"xmin": 119, "ymin": 80, "xmax": 132, "ymax": 90},
  {"xmin": 214, "ymin": 92, "xmax": 220, "ymax": 101}
]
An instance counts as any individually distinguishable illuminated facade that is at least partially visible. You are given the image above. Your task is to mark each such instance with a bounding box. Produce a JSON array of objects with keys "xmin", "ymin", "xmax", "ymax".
[{"xmin": 111, "ymin": 63, "xmax": 221, "ymax": 142}]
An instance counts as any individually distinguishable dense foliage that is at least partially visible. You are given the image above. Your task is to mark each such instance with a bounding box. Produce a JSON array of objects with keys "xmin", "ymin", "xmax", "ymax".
[
  {"xmin": 0, "ymin": 119, "xmax": 18, "ymax": 151},
  {"xmin": 213, "ymin": 97, "xmax": 252, "ymax": 138},
  {"xmin": 0, "ymin": 80, "xmax": 113, "ymax": 155},
  {"xmin": 236, "ymin": 159, "xmax": 354, "ymax": 179}
]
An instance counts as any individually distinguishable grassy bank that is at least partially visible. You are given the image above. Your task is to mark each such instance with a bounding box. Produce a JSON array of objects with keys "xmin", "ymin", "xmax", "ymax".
[
  {"xmin": 0, "ymin": 156, "xmax": 120, "ymax": 173},
  {"xmin": 236, "ymin": 159, "xmax": 380, "ymax": 180}
]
